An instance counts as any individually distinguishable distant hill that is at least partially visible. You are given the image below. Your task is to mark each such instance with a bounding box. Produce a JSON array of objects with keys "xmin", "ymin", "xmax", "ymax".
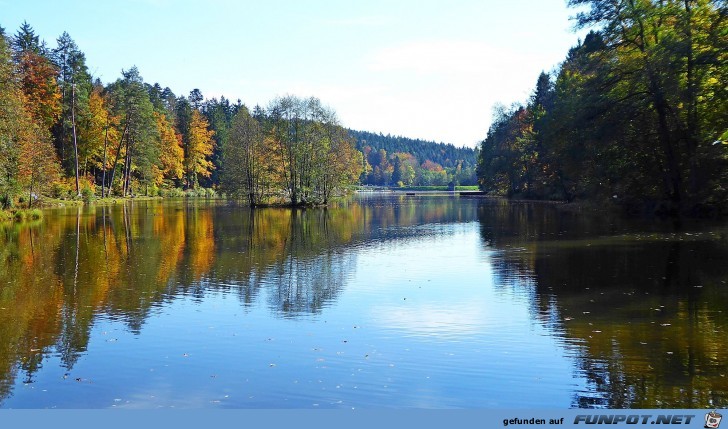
[
  {"xmin": 348, "ymin": 129, "xmax": 477, "ymax": 168},
  {"xmin": 347, "ymin": 129, "xmax": 478, "ymax": 186}
]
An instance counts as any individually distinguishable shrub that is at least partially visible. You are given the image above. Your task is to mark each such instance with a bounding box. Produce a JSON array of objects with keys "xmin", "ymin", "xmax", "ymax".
[
  {"xmin": 161, "ymin": 188, "xmax": 185, "ymax": 198},
  {"xmin": 147, "ymin": 185, "xmax": 159, "ymax": 197},
  {"xmin": 82, "ymin": 186, "xmax": 95, "ymax": 204},
  {"xmin": 51, "ymin": 181, "xmax": 72, "ymax": 199}
]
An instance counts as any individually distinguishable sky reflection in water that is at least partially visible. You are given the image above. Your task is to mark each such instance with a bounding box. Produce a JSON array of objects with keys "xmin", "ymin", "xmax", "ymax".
[{"xmin": 0, "ymin": 196, "xmax": 726, "ymax": 408}]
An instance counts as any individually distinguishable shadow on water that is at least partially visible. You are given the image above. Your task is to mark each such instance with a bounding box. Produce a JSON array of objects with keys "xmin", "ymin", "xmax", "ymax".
[{"xmin": 477, "ymin": 200, "xmax": 728, "ymax": 408}]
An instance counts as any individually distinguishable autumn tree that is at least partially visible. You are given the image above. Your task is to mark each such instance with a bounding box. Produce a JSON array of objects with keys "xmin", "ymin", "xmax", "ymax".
[
  {"xmin": 184, "ymin": 110, "xmax": 215, "ymax": 189},
  {"xmin": 17, "ymin": 125, "xmax": 61, "ymax": 207},
  {"xmin": 477, "ymin": 104, "xmax": 530, "ymax": 196},
  {"xmin": 12, "ymin": 23, "xmax": 61, "ymax": 134},
  {"xmin": 477, "ymin": 1, "xmax": 727, "ymax": 213},
  {"xmin": 0, "ymin": 33, "xmax": 30, "ymax": 207},
  {"xmin": 316, "ymin": 124, "xmax": 363, "ymax": 204},
  {"xmin": 366, "ymin": 148, "xmax": 392, "ymax": 186},
  {"xmin": 154, "ymin": 111, "xmax": 184, "ymax": 186},
  {"xmin": 565, "ymin": 0, "xmax": 727, "ymax": 211},
  {"xmin": 82, "ymin": 84, "xmax": 119, "ymax": 197},
  {"xmin": 0, "ymin": 32, "xmax": 60, "ymax": 207}
]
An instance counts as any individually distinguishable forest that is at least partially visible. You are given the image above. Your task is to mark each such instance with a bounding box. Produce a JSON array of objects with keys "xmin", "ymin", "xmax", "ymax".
[
  {"xmin": 0, "ymin": 22, "xmax": 369, "ymax": 208},
  {"xmin": 476, "ymin": 0, "xmax": 727, "ymax": 216},
  {"xmin": 348, "ymin": 130, "xmax": 478, "ymax": 187},
  {"xmin": 0, "ymin": 21, "xmax": 484, "ymax": 212}
]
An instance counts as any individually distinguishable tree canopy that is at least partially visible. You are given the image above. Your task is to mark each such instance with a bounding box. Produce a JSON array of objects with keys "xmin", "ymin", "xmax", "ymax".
[
  {"xmin": 0, "ymin": 22, "xmax": 369, "ymax": 207},
  {"xmin": 477, "ymin": 0, "xmax": 727, "ymax": 216}
]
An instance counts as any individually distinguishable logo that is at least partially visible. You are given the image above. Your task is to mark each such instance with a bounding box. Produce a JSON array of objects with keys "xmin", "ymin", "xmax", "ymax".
[{"xmin": 705, "ymin": 411, "xmax": 723, "ymax": 429}]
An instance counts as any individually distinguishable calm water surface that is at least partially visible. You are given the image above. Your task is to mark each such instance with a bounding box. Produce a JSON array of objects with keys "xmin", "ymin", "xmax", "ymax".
[{"xmin": 0, "ymin": 195, "xmax": 726, "ymax": 408}]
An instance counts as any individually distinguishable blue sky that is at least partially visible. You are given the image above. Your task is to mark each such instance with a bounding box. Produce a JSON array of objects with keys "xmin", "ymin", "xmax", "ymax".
[{"xmin": 1, "ymin": 0, "xmax": 587, "ymax": 148}]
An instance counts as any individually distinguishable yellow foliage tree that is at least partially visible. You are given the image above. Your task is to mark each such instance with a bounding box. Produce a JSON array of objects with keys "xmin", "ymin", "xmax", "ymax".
[
  {"xmin": 154, "ymin": 111, "xmax": 184, "ymax": 186},
  {"xmin": 17, "ymin": 118, "xmax": 61, "ymax": 207},
  {"xmin": 82, "ymin": 86, "xmax": 120, "ymax": 179},
  {"xmin": 184, "ymin": 110, "xmax": 214, "ymax": 189}
]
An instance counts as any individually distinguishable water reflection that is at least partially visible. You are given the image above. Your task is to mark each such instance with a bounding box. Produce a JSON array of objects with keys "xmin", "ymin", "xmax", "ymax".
[
  {"xmin": 477, "ymin": 201, "xmax": 728, "ymax": 408},
  {"xmin": 1, "ymin": 196, "xmax": 726, "ymax": 407},
  {"xmin": 0, "ymin": 196, "xmax": 476, "ymax": 404}
]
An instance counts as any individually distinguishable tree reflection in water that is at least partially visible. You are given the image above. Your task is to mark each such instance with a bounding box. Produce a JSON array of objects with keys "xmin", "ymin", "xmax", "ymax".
[
  {"xmin": 0, "ymin": 196, "xmax": 476, "ymax": 403},
  {"xmin": 0, "ymin": 197, "xmax": 725, "ymax": 407},
  {"xmin": 477, "ymin": 201, "xmax": 728, "ymax": 408}
]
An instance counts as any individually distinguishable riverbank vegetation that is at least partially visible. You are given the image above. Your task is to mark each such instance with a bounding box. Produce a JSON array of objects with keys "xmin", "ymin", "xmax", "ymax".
[
  {"xmin": 0, "ymin": 23, "xmax": 366, "ymax": 210},
  {"xmin": 0, "ymin": 21, "xmax": 482, "ymax": 212},
  {"xmin": 221, "ymin": 96, "xmax": 362, "ymax": 206},
  {"xmin": 476, "ymin": 0, "xmax": 727, "ymax": 216}
]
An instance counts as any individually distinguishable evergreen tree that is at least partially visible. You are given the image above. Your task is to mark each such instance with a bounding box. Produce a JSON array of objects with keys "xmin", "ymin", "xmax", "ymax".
[
  {"xmin": 105, "ymin": 67, "xmax": 157, "ymax": 196},
  {"xmin": 52, "ymin": 32, "xmax": 92, "ymax": 194}
]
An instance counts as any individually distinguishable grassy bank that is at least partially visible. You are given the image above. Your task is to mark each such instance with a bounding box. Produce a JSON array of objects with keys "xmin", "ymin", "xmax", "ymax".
[{"xmin": 0, "ymin": 208, "xmax": 44, "ymax": 223}]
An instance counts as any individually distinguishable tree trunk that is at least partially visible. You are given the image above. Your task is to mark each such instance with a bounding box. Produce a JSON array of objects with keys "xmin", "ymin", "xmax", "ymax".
[
  {"xmin": 72, "ymin": 84, "xmax": 80, "ymax": 196},
  {"xmin": 654, "ymin": 93, "xmax": 682, "ymax": 210},
  {"xmin": 28, "ymin": 173, "xmax": 34, "ymax": 209},
  {"xmin": 101, "ymin": 122, "xmax": 109, "ymax": 198},
  {"xmin": 123, "ymin": 137, "xmax": 132, "ymax": 196},
  {"xmin": 108, "ymin": 122, "xmax": 129, "ymax": 197}
]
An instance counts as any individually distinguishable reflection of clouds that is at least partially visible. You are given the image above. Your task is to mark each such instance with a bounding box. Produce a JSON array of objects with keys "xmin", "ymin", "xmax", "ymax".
[
  {"xmin": 111, "ymin": 386, "xmax": 224, "ymax": 409},
  {"xmin": 371, "ymin": 302, "xmax": 488, "ymax": 340}
]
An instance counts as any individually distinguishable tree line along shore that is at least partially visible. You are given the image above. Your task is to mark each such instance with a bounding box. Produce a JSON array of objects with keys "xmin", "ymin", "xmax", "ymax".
[
  {"xmin": 0, "ymin": 22, "xmax": 479, "ymax": 215},
  {"xmin": 476, "ymin": 0, "xmax": 727, "ymax": 217},
  {"xmin": 2, "ymin": 0, "xmax": 726, "ymax": 220}
]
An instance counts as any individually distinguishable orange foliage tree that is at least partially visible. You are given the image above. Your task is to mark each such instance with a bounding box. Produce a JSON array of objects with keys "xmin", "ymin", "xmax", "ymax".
[
  {"xmin": 154, "ymin": 111, "xmax": 184, "ymax": 186},
  {"xmin": 1, "ymin": 28, "xmax": 61, "ymax": 207},
  {"xmin": 16, "ymin": 51, "xmax": 61, "ymax": 133},
  {"xmin": 184, "ymin": 110, "xmax": 214, "ymax": 189}
]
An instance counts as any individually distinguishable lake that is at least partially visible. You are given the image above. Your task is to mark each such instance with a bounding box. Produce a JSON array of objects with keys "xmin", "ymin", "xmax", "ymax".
[{"xmin": 0, "ymin": 195, "xmax": 726, "ymax": 408}]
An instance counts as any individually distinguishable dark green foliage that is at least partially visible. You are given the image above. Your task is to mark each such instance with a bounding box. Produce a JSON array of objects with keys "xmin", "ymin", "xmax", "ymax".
[
  {"xmin": 51, "ymin": 31, "xmax": 92, "ymax": 184},
  {"xmin": 201, "ymin": 96, "xmax": 237, "ymax": 188},
  {"xmin": 477, "ymin": 1, "xmax": 728, "ymax": 216},
  {"xmin": 105, "ymin": 66, "xmax": 158, "ymax": 196},
  {"xmin": 11, "ymin": 21, "xmax": 43, "ymax": 56}
]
